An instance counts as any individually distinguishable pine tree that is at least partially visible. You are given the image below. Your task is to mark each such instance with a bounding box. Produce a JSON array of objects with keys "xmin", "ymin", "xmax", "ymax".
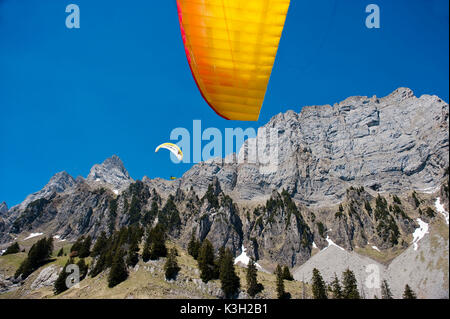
[
  {"xmin": 215, "ymin": 246, "xmax": 226, "ymax": 279},
  {"xmin": 57, "ymin": 247, "xmax": 64, "ymax": 257},
  {"xmin": 91, "ymin": 231, "xmax": 107, "ymax": 257},
  {"xmin": 246, "ymin": 258, "xmax": 262, "ymax": 297},
  {"xmin": 78, "ymin": 235, "xmax": 92, "ymax": 258},
  {"xmin": 311, "ymin": 268, "xmax": 327, "ymax": 299},
  {"xmin": 126, "ymin": 235, "xmax": 139, "ymax": 268},
  {"xmin": 143, "ymin": 200, "xmax": 158, "ymax": 226},
  {"xmin": 403, "ymin": 284, "xmax": 417, "ymax": 299},
  {"xmin": 77, "ymin": 258, "xmax": 88, "ymax": 280},
  {"xmin": 187, "ymin": 232, "xmax": 200, "ymax": 260},
  {"xmin": 15, "ymin": 237, "xmax": 53, "ymax": 279},
  {"xmin": 142, "ymin": 225, "xmax": 153, "ymax": 262},
  {"xmin": 197, "ymin": 239, "xmax": 216, "ymax": 283},
  {"xmin": 342, "ymin": 268, "xmax": 360, "ymax": 299},
  {"xmin": 90, "ymin": 252, "xmax": 107, "ymax": 277},
  {"xmin": 142, "ymin": 242, "xmax": 151, "ymax": 262},
  {"xmin": 164, "ymin": 247, "xmax": 180, "ymax": 280},
  {"xmin": 282, "ymin": 266, "xmax": 294, "ymax": 281},
  {"xmin": 203, "ymin": 184, "xmax": 219, "ymax": 208},
  {"xmin": 219, "ymin": 249, "xmax": 240, "ymax": 299},
  {"xmin": 54, "ymin": 258, "xmax": 73, "ymax": 295},
  {"xmin": 330, "ymin": 273, "xmax": 342, "ymax": 299},
  {"xmin": 381, "ymin": 279, "xmax": 393, "ymax": 299},
  {"xmin": 108, "ymin": 250, "xmax": 128, "ymax": 288},
  {"xmin": 149, "ymin": 224, "xmax": 167, "ymax": 260},
  {"xmin": 275, "ymin": 265, "xmax": 286, "ymax": 299},
  {"xmin": 70, "ymin": 236, "xmax": 84, "ymax": 257},
  {"xmin": 3, "ymin": 242, "xmax": 20, "ymax": 255},
  {"xmin": 46, "ymin": 237, "xmax": 54, "ymax": 257}
]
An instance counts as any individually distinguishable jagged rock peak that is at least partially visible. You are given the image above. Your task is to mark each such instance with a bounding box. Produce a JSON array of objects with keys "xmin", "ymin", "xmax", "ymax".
[
  {"xmin": 0, "ymin": 202, "xmax": 8, "ymax": 216},
  {"xmin": 47, "ymin": 171, "xmax": 76, "ymax": 189},
  {"xmin": 103, "ymin": 154, "xmax": 126, "ymax": 169},
  {"xmin": 383, "ymin": 87, "xmax": 415, "ymax": 102},
  {"xmin": 90, "ymin": 155, "xmax": 127, "ymax": 174},
  {"xmin": 87, "ymin": 155, "xmax": 134, "ymax": 192}
]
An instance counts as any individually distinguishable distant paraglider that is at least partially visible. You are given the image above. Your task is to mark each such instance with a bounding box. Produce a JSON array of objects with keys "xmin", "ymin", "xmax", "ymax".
[
  {"xmin": 176, "ymin": 0, "xmax": 291, "ymax": 121},
  {"xmin": 155, "ymin": 143, "xmax": 183, "ymax": 161}
]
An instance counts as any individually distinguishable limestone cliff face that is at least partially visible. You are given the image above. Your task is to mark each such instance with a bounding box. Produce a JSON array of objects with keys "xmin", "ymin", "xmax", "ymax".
[{"xmin": 144, "ymin": 88, "xmax": 448, "ymax": 207}]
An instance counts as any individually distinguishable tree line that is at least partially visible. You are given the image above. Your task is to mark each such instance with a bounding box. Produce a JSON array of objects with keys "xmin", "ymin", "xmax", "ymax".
[{"xmin": 310, "ymin": 267, "xmax": 417, "ymax": 299}]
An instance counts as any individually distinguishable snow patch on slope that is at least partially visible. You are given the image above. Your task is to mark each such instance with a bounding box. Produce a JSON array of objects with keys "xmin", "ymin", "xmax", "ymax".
[
  {"xmin": 412, "ymin": 219, "xmax": 429, "ymax": 251},
  {"xmin": 435, "ymin": 197, "xmax": 449, "ymax": 225},
  {"xmin": 234, "ymin": 245, "xmax": 263, "ymax": 270},
  {"xmin": 53, "ymin": 235, "xmax": 66, "ymax": 242},
  {"xmin": 24, "ymin": 232, "xmax": 44, "ymax": 240},
  {"xmin": 324, "ymin": 235, "xmax": 345, "ymax": 251},
  {"xmin": 418, "ymin": 186, "xmax": 440, "ymax": 194}
]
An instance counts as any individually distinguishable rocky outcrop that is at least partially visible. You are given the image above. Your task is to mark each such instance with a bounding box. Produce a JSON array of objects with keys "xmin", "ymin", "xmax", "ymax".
[
  {"xmin": 246, "ymin": 190, "xmax": 313, "ymax": 267},
  {"xmin": 178, "ymin": 178, "xmax": 243, "ymax": 256},
  {"xmin": 0, "ymin": 274, "xmax": 21, "ymax": 294},
  {"xmin": 30, "ymin": 265, "xmax": 60, "ymax": 290}
]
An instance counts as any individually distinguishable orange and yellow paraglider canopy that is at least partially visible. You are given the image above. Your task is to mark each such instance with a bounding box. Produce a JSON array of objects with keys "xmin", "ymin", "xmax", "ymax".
[{"xmin": 176, "ymin": 0, "xmax": 291, "ymax": 121}]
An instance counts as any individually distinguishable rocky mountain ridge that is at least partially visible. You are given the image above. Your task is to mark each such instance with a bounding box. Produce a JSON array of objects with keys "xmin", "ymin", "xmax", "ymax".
[
  {"xmin": 0, "ymin": 88, "xmax": 448, "ymax": 298},
  {"xmin": 141, "ymin": 87, "xmax": 449, "ymax": 207}
]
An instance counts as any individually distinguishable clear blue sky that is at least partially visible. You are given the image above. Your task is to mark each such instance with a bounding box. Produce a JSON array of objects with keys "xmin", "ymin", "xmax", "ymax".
[{"xmin": 1, "ymin": 0, "xmax": 448, "ymax": 207}]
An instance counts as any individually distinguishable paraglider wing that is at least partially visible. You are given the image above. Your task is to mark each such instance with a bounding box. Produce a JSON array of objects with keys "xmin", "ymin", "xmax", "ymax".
[
  {"xmin": 176, "ymin": 0, "xmax": 291, "ymax": 121},
  {"xmin": 155, "ymin": 143, "xmax": 183, "ymax": 161}
]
